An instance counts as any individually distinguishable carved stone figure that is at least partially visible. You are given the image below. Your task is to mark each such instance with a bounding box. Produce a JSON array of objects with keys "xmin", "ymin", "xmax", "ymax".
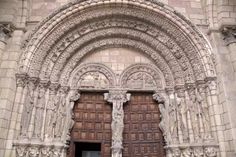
[
  {"xmin": 176, "ymin": 92, "xmax": 188, "ymax": 141},
  {"xmin": 182, "ymin": 148, "xmax": 192, "ymax": 157},
  {"xmin": 28, "ymin": 146, "xmax": 40, "ymax": 157},
  {"xmin": 66, "ymin": 90, "xmax": 80, "ymax": 140},
  {"xmin": 44, "ymin": 84, "xmax": 59, "ymax": 140},
  {"xmin": 171, "ymin": 148, "xmax": 181, "ymax": 157},
  {"xmin": 33, "ymin": 83, "xmax": 47, "ymax": 139},
  {"xmin": 189, "ymin": 89, "xmax": 200, "ymax": 141},
  {"xmin": 169, "ymin": 99, "xmax": 178, "ymax": 141},
  {"xmin": 204, "ymin": 146, "xmax": 217, "ymax": 157},
  {"xmin": 41, "ymin": 147, "xmax": 52, "ymax": 157},
  {"xmin": 153, "ymin": 93, "xmax": 172, "ymax": 144},
  {"xmin": 54, "ymin": 87, "xmax": 69, "ymax": 139},
  {"xmin": 15, "ymin": 145, "xmax": 27, "ymax": 157},
  {"xmin": 20, "ymin": 79, "xmax": 37, "ymax": 138},
  {"xmin": 52, "ymin": 147, "xmax": 62, "ymax": 157},
  {"xmin": 193, "ymin": 146, "xmax": 204, "ymax": 157},
  {"xmin": 104, "ymin": 90, "xmax": 131, "ymax": 157},
  {"xmin": 197, "ymin": 86, "xmax": 211, "ymax": 139}
]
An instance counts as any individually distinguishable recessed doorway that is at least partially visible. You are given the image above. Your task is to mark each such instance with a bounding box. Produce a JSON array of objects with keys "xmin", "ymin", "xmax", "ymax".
[{"xmin": 75, "ymin": 142, "xmax": 101, "ymax": 157}]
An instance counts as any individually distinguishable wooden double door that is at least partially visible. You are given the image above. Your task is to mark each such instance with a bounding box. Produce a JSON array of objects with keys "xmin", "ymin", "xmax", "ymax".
[{"xmin": 68, "ymin": 92, "xmax": 165, "ymax": 157}]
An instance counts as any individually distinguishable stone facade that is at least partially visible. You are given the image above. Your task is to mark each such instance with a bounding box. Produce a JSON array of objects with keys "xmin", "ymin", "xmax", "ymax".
[{"xmin": 0, "ymin": 0, "xmax": 235, "ymax": 157}]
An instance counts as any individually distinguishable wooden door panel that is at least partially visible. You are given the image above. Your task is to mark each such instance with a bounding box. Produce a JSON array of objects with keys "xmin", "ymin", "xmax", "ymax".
[
  {"xmin": 123, "ymin": 93, "xmax": 165, "ymax": 157},
  {"xmin": 69, "ymin": 92, "xmax": 112, "ymax": 157}
]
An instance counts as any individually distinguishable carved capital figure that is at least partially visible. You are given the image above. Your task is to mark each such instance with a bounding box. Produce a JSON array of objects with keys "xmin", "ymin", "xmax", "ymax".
[
  {"xmin": 41, "ymin": 146, "xmax": 52, "ymax": 157},
  {"xmin": 28, "ymin": 146, "xmax": 40, "ymax": 157},
  {"xmin": 204, "ymin": 146, "xmax": 217, "ymax": 157},
  {"xmin": 15, "ymin": 145, "xmax": 28, "ymax": 157},
  {"xmin": 104, "ymin": 90, "xmax": 131, "ymax": 157},
  {"xmin": 0, "ymin": 24, "xmax": 13, "ymax": 42},
  {"xmin": 222, "ymin": 26, "xmax": 236, "ymax": 45}
]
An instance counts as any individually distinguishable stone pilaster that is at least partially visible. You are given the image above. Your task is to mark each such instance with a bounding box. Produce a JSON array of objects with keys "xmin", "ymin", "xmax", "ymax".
[
  {"xmin": 104, "ymin": 90, "xmax": 131, "ymax": 157},
  {"xmin": 221, "ymin": 26, "xmax": 236, "ymax": 155}
]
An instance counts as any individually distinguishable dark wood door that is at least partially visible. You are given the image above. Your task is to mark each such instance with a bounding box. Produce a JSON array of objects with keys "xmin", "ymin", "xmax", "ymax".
[
  {"xmin": 68, "ymin": 92, "xmax": 165, "ymax": 157},
  {"xmin": 123, "ymin": 93, "xmax": 165, "ymax": 157},
  {"xmin": 69, "ymin": 92, "xmax": 112, "ymax": 157}
]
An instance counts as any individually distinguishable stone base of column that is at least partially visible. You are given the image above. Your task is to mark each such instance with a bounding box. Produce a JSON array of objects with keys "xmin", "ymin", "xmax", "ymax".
[
  {"xmin": 13, "ymin": 140, "xmax": 68, "ymax": 157},
  {"xmin": 164, "ymin": 143, "xmax": 219, "ymax": 157}
]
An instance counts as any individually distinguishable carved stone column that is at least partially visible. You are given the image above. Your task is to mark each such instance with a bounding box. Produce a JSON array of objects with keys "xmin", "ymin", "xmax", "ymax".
[
  {"xmin": 32, "ymin": 81, "xmax": 49, "ymax": 140},
  {"xmin": 20, "ymin": 77, "xmax": 39, "ymax": 139},
  {"xmin": 104, "ymin": 90, "xmax": 131, "ymax": 157}
]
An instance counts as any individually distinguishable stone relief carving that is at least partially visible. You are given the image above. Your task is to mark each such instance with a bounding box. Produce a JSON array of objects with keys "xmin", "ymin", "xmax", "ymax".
[
  {"xmin": 126, "ymin": 72, "xmax": 156, "ymax": 90},
  {"xmin": 104, "ymin": 90, "xmax": 131, "ymax": 157},
  {"xmin": 41, "ymin": 147, "xmax": 52, "ymax": 157},
  {"xmin": 16, "ymin": 145, "xmax": 27, "ymax": 157},
  {"xmin": 28, "ymin": 146, "xmax": 40, "ymax": 157},
  {"xmin": 120, "ymin": 63, "xmax": 164, "ymax": 90},
  {"xmin": 70, "ymin": 63, "xmax": 116, "ymax": 88},
  {"xmin": 78, "ymin": 72, "xmax": 109, "ymax": 89}
]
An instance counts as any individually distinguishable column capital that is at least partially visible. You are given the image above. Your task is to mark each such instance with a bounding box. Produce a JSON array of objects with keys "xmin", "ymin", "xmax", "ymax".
[
  {"xmin": 104, "ymin": 89, "xmax": 131, "ymax": 103},
  {"xmin": 0, "ymin": 23, "xmax": 14, "ymax": 43},
  {"xmin": 153, "ymin": 93, "xmax": 165, "ymax": 104},
  {"xmin": 222, "ymin": 26, "xmax": 236, "ymax": 45}
]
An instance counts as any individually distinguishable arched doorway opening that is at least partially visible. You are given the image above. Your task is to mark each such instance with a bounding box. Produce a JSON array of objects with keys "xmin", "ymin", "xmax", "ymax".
[{"xmin": 13, "ymin": 0, "xmax": 219, "ymax": 157}]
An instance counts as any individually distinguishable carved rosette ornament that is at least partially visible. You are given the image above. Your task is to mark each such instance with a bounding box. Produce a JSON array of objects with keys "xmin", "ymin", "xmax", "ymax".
[{"xmin": 104, "ymin": 90, "xmax": 131, "ymax": 157}]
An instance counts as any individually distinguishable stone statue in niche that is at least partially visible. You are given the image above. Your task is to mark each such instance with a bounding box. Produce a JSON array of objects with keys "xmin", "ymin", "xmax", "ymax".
[
  {"xmin": 189, "ymin": 89, "xmax": 200, "ymax": 141},
  {"xmin": 44, "ymin": 85, "xmax": 59, "ymax": 140},
  {"xmin": 20, "ymin": 81, "xmax": 35, "ymax": 137},
  {"xmin": 54, "ymin": 88, "xmax": 68, "ymax": 139},
  {"xmin": 176, "ymin": 93, "xmax": 188, "ymax": 141},
  {"xmin": 78, "ymin": 72, "xmax": 109, "ymax": 89},
  {"xmin": 126, "ymin": 72, "xmax": 157, "ymax": 90},
  {"xmin": 33, "ymin": 83, "xmax": 47, "ymax": 139},
  {"xmin": 168, "ymin": 95, "xmax": 178, "ymax": 142},
  {"xmin": 197, "ymin": 87, "xmax": 211, "ymax": 139}
]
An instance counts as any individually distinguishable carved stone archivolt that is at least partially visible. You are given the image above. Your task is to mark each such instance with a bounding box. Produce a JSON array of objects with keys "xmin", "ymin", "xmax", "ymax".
[{"xmin": 14, "ymin": 0, "xmax": 219, "ymax": 157}]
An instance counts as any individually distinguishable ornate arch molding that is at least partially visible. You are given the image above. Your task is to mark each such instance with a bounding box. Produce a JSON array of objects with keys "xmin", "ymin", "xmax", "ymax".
[
  {"xmin": 19, "ymin": 0, "xmax": 215, "ymax": 79},
  {"xmin": 58, "ymin": 37, "xmax": 175, "ymax": 87},
  {"xmin": 14, "ymin": 1, "xmax": 220, "ymax": 157},
  {"xmin": 69, "ymin": 63, "xmax": 116, "ymax": 89},
  {"xmin": 119, "ymin": 63, "xmax": 165, "ymax": 91}
]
